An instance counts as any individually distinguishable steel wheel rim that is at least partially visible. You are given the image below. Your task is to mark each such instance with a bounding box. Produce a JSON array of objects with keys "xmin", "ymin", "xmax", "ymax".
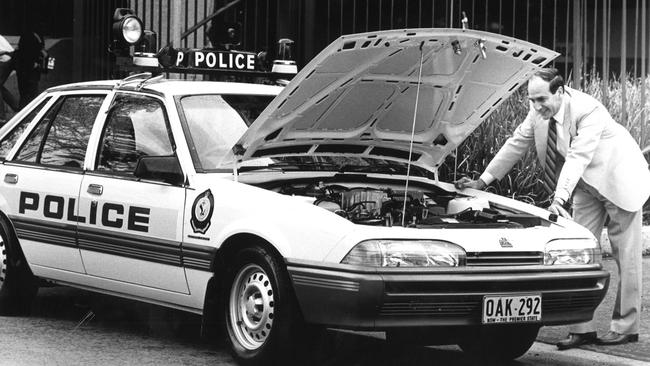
[{"xmin": 229, "ymin": 263, "xmax": 275, "ymax": 350}]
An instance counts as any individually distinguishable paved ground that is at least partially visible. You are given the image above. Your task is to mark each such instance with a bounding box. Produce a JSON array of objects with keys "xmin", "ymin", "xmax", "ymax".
[{"xmin": 537, "ymin": 257, "xmax": 650, "ymax": 362}]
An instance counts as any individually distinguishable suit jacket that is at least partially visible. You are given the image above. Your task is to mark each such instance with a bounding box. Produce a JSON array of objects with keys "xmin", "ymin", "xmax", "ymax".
[{"xmin": 484, "ymin": 86, "xmax": 650, "ymax": 212}]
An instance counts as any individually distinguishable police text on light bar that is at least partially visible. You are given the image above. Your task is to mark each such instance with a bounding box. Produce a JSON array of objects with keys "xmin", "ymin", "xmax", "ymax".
[{"xmin": 175, "ymin": 50, "xmax": 256, "ymax": 71}]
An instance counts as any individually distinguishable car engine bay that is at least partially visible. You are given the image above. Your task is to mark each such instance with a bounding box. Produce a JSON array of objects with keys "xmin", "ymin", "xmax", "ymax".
[{"xmin": 262, "ymin": 179, "xmax": 546, "ymax": 228}]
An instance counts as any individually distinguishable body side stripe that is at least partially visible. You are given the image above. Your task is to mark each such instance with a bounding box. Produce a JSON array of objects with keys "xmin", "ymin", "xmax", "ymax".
[
  {"xmin": 11, "ymin": 216, "xmax": 77, "ymax": 248},
  {"xmin": 9, "ymin": 216, "xmax": 215, "ymax": 271}
]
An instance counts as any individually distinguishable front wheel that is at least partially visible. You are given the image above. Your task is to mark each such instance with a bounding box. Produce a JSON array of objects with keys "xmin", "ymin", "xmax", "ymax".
[
  {"xmin": 224, "ymin": 246, "xmax": 303, "ymax": 365},
  {"xmin": 459, "ymin": 325, "xmax": 539, "ymax": 363}
]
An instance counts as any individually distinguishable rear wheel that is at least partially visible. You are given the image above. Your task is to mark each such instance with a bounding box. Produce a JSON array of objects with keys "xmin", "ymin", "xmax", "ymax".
[
  {"xmin": 224, "ymin": 246, "xmax": 304, "ymax": 365},
  {"xmin": 459, "ymin": 325, "xmax": 539, "ymax": 363},
  {"xmin": 0, "ymin": 218, "xmax": 37, "ymax": 315}
]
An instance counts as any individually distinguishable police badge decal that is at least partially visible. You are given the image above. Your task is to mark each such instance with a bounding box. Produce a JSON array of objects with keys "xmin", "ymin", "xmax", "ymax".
[{"xmin": 191, "ymin": 189, "xmax": 214, "ymax": 234}]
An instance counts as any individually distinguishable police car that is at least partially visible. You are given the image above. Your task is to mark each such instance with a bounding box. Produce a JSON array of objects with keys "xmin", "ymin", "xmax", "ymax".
[{"xmin": 0, "ymin": 22, "xmax": 609, "ymax": 365}]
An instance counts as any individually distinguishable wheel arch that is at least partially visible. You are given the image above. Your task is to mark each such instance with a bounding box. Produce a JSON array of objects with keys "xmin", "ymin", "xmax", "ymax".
[
  {"xmin": 200, "ymin": 232, "xmax": 297, "ymax": 339},
  {"xmin": 214, "ymin": 233, "xmax": 286, "ymax": 271},
  {"xmin": 0, "ymin": 211, "xmax": 30, "ymax": 268}
]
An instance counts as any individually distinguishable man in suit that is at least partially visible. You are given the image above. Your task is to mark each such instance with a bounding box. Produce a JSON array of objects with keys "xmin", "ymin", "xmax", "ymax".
[{"xmin": 455, "ymin": 68, "xmax": 650, "ymax": 349}]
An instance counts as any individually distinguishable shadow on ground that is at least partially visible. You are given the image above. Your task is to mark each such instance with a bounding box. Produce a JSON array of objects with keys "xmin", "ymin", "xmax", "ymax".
[{"xmin": 27, "ymin": 285, "xmax": 524, "ymax": 366}]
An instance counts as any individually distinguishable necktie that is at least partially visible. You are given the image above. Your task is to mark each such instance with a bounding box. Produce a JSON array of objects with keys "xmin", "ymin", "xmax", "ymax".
[{"xmin": 542, "ymin": 117, "xmax": 565, "ymax": 195}]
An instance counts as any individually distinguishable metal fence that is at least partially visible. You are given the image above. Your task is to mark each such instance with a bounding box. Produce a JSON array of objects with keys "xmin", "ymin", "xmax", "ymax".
[
  {"xmin": 82, "ymin": 0, "xmax": 648, "ymax": 130},
  {"xmin": 121, "ymin": 1, "xmax": 647, "ymax": 80}
]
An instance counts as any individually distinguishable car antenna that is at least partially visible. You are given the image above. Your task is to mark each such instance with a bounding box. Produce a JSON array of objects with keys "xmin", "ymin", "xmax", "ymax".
[{"xmin": 401, "ymin": 40, "xmax": 425, "ymax": 227}]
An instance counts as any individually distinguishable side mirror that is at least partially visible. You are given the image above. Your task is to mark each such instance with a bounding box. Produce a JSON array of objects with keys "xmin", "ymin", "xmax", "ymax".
[{"xmin": 134, "ymin": 155, "xmax": 184, "ymax": 186}]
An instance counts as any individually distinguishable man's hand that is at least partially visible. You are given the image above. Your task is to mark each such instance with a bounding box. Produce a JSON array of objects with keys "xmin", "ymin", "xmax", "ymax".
[
  {"xmin": 453, "ymin": 177, "xmax": 487, "ymax": 190},
  {"xmin": 548, "ymin": 198, "xmax": 571, "ymax": 219}
]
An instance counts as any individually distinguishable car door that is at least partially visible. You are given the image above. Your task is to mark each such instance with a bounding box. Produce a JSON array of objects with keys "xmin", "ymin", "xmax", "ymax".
[
  {"xmin": 78, "ymin": 92, "xmax": 189, "ymax": 294},
  {"xmin": 1, "ymin": 92, "xmax": 107, "ymax": 274}
]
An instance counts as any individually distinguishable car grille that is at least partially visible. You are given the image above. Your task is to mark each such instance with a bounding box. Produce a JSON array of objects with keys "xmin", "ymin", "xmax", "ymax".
[
  {"xmin": 466, "ymin": 251, "xmax": 544, "ymax": 266},
  {"xmin": 384, "ymin": 277, "xmax": 599, "ymax": 294},
  {"xmin": 378, "ymin": 293, "xmax": 603, "ymax": 317}
]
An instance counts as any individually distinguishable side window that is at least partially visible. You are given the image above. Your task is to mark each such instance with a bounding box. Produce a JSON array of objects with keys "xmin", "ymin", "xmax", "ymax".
[
  {"xmin": 97, "ymin": 94, "xmax": 174, "ymax": 175},
  {"xmin": 0, "ymin": 97, "xmax": 51, "ymax": 160},
  {"xmin": 14, "ymin": 95, "xmax": 104, "ymax": 168}
]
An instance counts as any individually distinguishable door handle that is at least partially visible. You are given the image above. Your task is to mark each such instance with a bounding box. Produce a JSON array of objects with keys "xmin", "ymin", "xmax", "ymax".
[
  {"xmin": 87, "ymin": 184, "xmax": 103, "ymax": 195},
  {"xmin": 4, "ymin": 174, "xmax": 18, "ymax": 184}
]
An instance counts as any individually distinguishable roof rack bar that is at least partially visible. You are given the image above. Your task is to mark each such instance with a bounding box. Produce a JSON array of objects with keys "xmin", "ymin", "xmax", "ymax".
[
  {"xmin": 135, "ymin": 74, "xmax": 165, "ymax": 90},
  {"xmin": 115, "ymin": 72, "xmax": 159, "ymax": 90},
  {"xmin": 121, "ymin": 72, "xmax": 152, "ymax": 82}
]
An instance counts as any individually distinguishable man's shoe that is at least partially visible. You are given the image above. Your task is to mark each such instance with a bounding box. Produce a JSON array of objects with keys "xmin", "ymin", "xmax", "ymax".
[
  {"xmin": 597, "ymin": 331, "xmax": 639, "ymax": 345},
  {"xmin": 556, "ymin": 332, "xmax": 598, "ymax": 350}
]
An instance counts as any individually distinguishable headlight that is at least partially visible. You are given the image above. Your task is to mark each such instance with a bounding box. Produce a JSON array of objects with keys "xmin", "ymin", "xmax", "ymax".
[
  {"xmin": 544, "ymin": 238, "xmax": 601, "ymax": 265},
  {"xmin": 341, "ymin": 240, "xmax": 466, "ymax": 267}
]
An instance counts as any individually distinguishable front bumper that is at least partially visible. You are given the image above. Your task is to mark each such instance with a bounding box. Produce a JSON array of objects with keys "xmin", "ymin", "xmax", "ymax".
[{"xmin": 287, "ymin": 259, "xmax": 609, "ymax": 330}]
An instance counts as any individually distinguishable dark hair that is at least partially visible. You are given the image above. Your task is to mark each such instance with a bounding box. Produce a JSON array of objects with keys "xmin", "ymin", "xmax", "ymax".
[{"xmin": 533, "ymin": 68, "xmax": 564, "ymax": 94}]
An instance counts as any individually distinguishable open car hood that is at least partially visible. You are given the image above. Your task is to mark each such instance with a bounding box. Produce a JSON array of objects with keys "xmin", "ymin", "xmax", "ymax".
[{"xmin": 233, "ymin": 28, "xmax": 558, "ymax": 171}]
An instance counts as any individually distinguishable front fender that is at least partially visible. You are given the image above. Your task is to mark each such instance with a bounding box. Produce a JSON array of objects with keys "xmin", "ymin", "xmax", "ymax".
[{"xmin": 211, "ymin": 212, "xmax": 353, "ymax": 261}]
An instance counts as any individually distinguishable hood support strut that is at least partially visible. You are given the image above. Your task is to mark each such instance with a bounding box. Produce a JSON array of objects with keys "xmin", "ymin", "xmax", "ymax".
[{"xmin": 401, "ymin": 40, "xmax": 426, "ymax": 227}]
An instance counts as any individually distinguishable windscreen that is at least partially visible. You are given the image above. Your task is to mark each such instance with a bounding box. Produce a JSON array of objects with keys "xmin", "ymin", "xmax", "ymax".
[{"xmin": 179, "ymin": 94, "xmax": 274, "ymax": 171}]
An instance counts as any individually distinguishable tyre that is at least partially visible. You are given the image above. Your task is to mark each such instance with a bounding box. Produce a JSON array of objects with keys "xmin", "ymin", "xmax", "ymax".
[
  {"xmin": 458, "ymin": 325, "xmax": 539, "ymax": 363},
  {"xmin": 0, "ymin": 218, "xmax": 37, "ymax": 315},
  {"xmin": 224, "ymin": 246, "xmax": 303, "ymax": 365}
]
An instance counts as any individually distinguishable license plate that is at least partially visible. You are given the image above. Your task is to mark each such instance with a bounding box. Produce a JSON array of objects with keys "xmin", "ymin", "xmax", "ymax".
[{"xmin": 482, "ymin": 294, "xmax": 542, "ymax": 324}]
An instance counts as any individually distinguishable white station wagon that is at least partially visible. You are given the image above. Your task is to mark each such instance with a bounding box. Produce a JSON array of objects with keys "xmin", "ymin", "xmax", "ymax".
[{"xmin": 0, "ymin": 29, "xmax": 608, "ymax": 364}]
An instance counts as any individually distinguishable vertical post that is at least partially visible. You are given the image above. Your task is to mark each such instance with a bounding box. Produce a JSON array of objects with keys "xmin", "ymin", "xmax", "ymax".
[
  {"xmin": 593, "ymin": 0, "xmax": 597, "ymax": 74},
  {"xmin": 642, "ymin": 0, "xmax": 646, "ymax": 146},
  {"xmin": 431, "ymin": 0, "xmax": 434, "ymax": 28},
  {"xmin": 170, "ymin": 0, "xmax": 183, "ymax": 79},
  {"xmin": 602, "ymin": 0, "xmax": 608, "ymax": 103},
  {"xmin": 526, "ymin": 0, "xmax": 530, "ymax": 40},
  {"xmin": 171, "ymin": 0, "xmax": 183, "ymax": 48},
  {"xmin": 572, "ymin": 0, "xmax": 581, "ymax": 88},
  {"xmin": 72, "ymin": 0, "xmax": 83, "ymax": 82},
  {"xmin": 607, "ymin": 0, "xmax": 611, "ymax": 76},
  {"xmin": 450, "ymin": 0, "xmax": 454, "ymax": 27},
  {"xmin": 276, "ymin": 0, "xmax": 298, "ymax": 39},
  {"xmin": 484, "ymin": 0, "xmax": 488, "ymax": 31},
  {"xmin": 622, "ymin": 0, "xmax": 627, "ymax": 125},
  {"xmin": 553, "ymin": 0, "xmax": 557, "ymax": 67},
  {"xmin": 583, "ymin": 0, "xmax": 587, "ymax": 79},
  {"xmin": 499, "ymin": 0, "xmax": 502, "ymax": 34},
  {"xmin": 634, "ymin": 0, "xmax": 639, "ymax": 78},
  {"xmin": 508, "ymin": 0, "xmax": 512, "ymax": 35},
  {"xmin": 565, "ymin": 2, "xmax": 570, "ymax": 80},
  {"xmin": 303, "ymin": 0, "xmax": 316, "ymax": 62},
  {"xmin": 539, "ymin": 0, "xmax": 543, "ymax": 45}
]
